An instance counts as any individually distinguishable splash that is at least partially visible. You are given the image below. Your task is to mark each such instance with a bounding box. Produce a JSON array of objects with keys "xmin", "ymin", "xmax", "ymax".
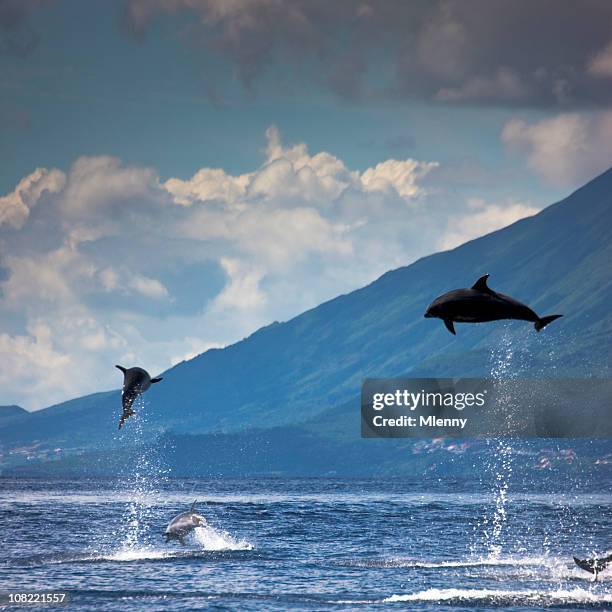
[
  {"xmin": 94, "ymin": 522, "xmax": 253, "ymax": 562},
  {"xmin": 479, "ymin": 439, "xmax": 514, "ymax": 558},
  {"xmin": 471, "ymin": 328, "xmax": 589, "ymax": 565},
  {"xmin": 190, "ymin": 525, "xmax": 253, "ymax": 551},
  {"xmin": 490, "ymin": 328, "xmax": 516, "ymax": 379},
  {"xmin": 472, "ymin": 329, "xmax": 518, "ymax": 559},
  {"xmin": 112, "ymin": 396, "xmax": 170, "ymax": 553}
]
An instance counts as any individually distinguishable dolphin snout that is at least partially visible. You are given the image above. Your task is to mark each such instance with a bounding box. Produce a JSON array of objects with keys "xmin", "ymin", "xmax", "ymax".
[
  {"xmin": 424, "ymin": 307, "xmax": 436, "ymax": 318},
  {"xmin": 424, "ymin": 301, "xmax": 440, "ymax": 318}
]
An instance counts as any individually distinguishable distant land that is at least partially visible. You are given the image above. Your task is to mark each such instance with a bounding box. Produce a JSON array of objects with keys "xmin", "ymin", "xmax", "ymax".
[
  {"xmin": 0, "ymin": 405, "xmax": 28, "ymax": 428},
  {"xmin": 2, "ymin": 169, "xmax": 612, "ymax": 477}
]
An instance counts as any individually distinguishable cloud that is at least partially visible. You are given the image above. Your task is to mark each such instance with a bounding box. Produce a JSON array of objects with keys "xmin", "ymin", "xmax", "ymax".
[
  {"xmin": 502, "ymin": 112, "xmax": 612, "ymax": 187},
  {"xmin": 60, "ymin": 155, "xmax": 162, "ymax": 222},
  {"xmin": 0, "ymin": 126, "xmax": 540, "ymax": 408},
  {"xmin": 123, "ymin": 0, "xmax": 612, "ymax": 108},
  {"xmin": 1, "ymin": 247, "xmax": 81, "ymax": 308},
  {"xmin": 164, "ymin": 168, "xmax": 251, "ymax": 206},
  {"xmin": 0, "ymin": 321, "xmax": 73, "ymax": 408},
  {"xmin": 588, "ymin": 41, "xmax": 612, "ymax": 78},
  {"xmin": 129, "ymin": 275, "xmax": 169, "ymax": 299},
  {"xmin": 0, "ymin": 167, "xmax": 65, "ymax": 229},
  {"xmin": 361, "ymin": 159, "xmax": 437, "ymax": 199},
  {"xmin": 213, "ymin": 257, "xmax": 266, "ymax": 310},
  {"xmin": 435, "ymin": 68, "xmax": 526, "ymax": 104},
  {"xmin": 437, "ymin": 198, "xmax": 539, "ymax": 251}
]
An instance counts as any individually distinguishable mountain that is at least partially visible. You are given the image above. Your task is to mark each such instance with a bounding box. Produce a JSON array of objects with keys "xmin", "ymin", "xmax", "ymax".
[
  {"xmin": 0, "ymin": 405, "xmax": 29, "ymax": 427},
  {"xmin": 2, "ymin": 169, "xmax": 612, "ymax": 475}
]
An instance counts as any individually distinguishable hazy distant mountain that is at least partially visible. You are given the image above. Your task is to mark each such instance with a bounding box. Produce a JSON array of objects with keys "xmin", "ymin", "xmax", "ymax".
[
  {"xmin": 3, "ymin": 169, "xmax": 612, "ymax": 475},
  {"xmin": 0, "ymin": 405, "xmax": 28, "ymax": 427}
]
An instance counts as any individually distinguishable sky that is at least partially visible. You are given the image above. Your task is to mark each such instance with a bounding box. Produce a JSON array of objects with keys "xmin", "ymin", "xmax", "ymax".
[{"xmin": 1, "ymin": 0, "xmax": 612, "ymax": 410}]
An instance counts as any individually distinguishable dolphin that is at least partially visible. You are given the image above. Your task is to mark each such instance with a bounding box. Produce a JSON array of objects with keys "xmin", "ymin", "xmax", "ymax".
[
  {"xmin": 574, "ymin": 554, "xmax": 612, "ymax": 581},
  {"xmin": 115, "ymin": 365, "xmax": 162, "ymax": 429},
  {"xmin": 164, "ymin": 500, "xmax": 206, "ymax": 545},
  {"xmin": 424, "ymin": 274, "xmax": 563, "ymax": 335}
]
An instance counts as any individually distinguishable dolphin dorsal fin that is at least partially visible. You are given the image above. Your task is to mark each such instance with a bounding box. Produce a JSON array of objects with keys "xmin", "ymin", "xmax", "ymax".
[
  {"xmin": 190, "ymin": 499, "xmax": 197, "ymax": 512},
  {"xmin": 472, "ymin": 274, "xmax": 494, "ymax": 294}
]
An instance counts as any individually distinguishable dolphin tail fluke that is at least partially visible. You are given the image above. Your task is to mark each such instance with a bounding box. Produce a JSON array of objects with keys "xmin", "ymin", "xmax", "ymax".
[
  {"xmin": 573, "ymin": 555, "xmax": 612, "ymax": 577},
  {"xmin": 535, "ymin": 314, "xmax": 563, "ymax": 332},
  {"xmin": 574, "ymin": 557, "xmax": 594, "ymax": 574}
]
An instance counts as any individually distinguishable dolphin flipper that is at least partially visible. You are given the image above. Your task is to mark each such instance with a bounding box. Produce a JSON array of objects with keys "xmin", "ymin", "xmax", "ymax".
[
  {"xmin": 151, "ymin": 377, "xmax": 163, "ymax": 383},
  {"xmin": 443, "ymin": 319, "xmax": 456, "ymax": 335}
]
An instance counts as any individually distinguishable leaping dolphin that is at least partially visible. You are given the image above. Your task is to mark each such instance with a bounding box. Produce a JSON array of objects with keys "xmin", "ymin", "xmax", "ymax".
[
  {"xmin": 115, "ymin": 365, "xmax": 162, "ymax": 429},
  {"xmin": 164, "ymin": 500, "xmax": 206, "ymax": 545},
  {"xmin": 574, "ymin": 554, "xmax": 612, "ymax": 581},
  {"xmin": 424, "ymin": 274, "xmax": 563, "ymax": 335}
]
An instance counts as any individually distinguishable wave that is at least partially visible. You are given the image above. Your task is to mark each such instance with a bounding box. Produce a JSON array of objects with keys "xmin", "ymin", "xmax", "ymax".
[
  {"xmin": 13, "ymin": 548, "xmax": 252, "ymax": 567},
  {"xmin": 340, "ymin": 555, "xmax": 612, "ymax": 583},
  {"xmin": 11, "ymin": 525, "xmax": 253, "ymax": 567},
  {"xmin": 383, "ymin": 587, "xmax": 612, "ymax": 606},
  {"xmin": 341, "ymin": 555, "xmax": 550, "ymax": 569},
  {"xmin": 100, "ymin": 549, "xmax": 188, "ymax": 562}
]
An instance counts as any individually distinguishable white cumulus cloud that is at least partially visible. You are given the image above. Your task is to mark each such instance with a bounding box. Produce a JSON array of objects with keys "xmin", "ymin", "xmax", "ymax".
[
  {"xmin": 438, "ymin": 198, "xmax": 539, "ymax": 251},
  {"xmin": 502, "ymin": 112, "xmax": 612, "ymax": 187},
  {"xmin": 0, "ymin": 167, "xmax": 65, "ymax": 229}
]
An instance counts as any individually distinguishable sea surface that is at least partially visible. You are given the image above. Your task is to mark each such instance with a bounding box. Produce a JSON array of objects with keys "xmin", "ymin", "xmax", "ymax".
[{"xmin": 1, "ymin": 469, "xmax": 611, "ymax": 611}]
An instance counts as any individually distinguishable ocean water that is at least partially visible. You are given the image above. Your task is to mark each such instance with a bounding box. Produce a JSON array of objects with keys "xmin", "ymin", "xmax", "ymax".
[{"xmin": 1, "ymin": 473, "xmax": 611, "ymax": 611}]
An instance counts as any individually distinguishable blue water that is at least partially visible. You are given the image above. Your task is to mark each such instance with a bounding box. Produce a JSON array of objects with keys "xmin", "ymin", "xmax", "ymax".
[{"xmin": 1, "ymin": 473, "xmax": 611, "ymax": 611}]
